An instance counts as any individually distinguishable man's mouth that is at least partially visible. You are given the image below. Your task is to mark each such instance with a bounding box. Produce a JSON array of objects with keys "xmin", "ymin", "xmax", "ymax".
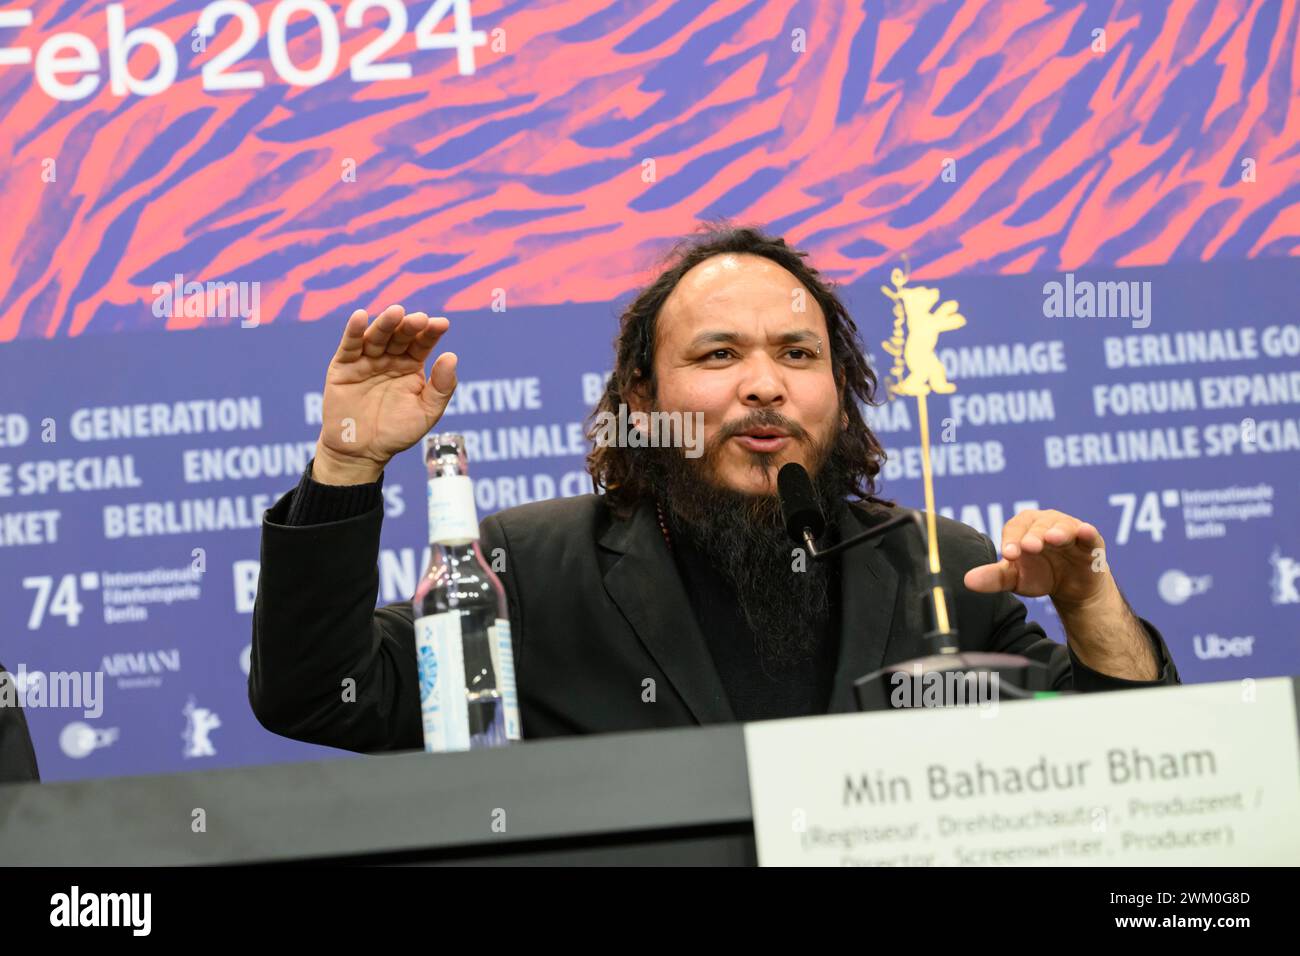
[{"xmin": 733, "ymin": 428, "xmax": 791, "ymax": 453}]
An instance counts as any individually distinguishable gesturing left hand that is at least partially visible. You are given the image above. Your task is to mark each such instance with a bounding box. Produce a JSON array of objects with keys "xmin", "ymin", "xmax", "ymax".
[{"xmin": 962, "ymin": 508, "xmax": 1110, "ymax": 609}]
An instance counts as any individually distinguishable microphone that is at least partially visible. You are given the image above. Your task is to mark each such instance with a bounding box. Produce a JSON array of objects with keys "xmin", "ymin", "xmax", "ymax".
[
  {"xmin": 777, "ymin": 458, "xmax": 961, "ymax": 653},
  {"xmin": 777, "ymin": 462, "xmax": 825, "ymax": 555},
  {"xmin": 774, "ymin": 462, "xmax": 1056, "ymax": 709},
  {"xmin": 777, "ymin": 460, "xmax": 919, "ymax": 563}
]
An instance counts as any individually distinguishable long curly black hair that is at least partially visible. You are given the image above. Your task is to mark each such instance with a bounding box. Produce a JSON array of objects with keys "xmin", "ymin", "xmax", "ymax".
[{"xmin": 586, "ymin": 220, "xmax": 891, "ymax": 517}]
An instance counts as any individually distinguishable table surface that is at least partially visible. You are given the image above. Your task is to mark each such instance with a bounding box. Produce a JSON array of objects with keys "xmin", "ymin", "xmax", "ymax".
[{"xmin": 0, "ymin": 722, "xmax": 753, "ymax": 865}]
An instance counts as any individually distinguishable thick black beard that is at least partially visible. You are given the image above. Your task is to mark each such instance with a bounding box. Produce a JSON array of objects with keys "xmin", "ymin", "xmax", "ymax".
[{"xmin": 642, "ymin": 423, "xmax": 854, "ymax": 669}]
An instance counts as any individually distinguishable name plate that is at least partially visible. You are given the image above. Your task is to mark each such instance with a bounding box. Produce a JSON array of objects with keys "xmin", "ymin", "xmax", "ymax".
[{"xmin": 744, "ymin": 678, "xmax": 1300, "ymax": 866}]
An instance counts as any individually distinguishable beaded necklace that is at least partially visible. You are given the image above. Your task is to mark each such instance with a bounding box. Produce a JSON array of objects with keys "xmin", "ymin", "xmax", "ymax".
[{"xmin": 654, "ymin": 500, "xmax": 673, "ymax": 550}]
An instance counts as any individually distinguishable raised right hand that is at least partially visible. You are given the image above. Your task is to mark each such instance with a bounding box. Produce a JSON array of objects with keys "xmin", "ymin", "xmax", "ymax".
[{"xmin": 313, "ymin": 305, "xmax": 458, "ymax": 485}]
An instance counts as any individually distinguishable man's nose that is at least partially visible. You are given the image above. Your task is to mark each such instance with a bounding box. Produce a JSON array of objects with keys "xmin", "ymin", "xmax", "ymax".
[{"xmin": 738, "ymin": 354, "xmax": 785, "ymax": 406}]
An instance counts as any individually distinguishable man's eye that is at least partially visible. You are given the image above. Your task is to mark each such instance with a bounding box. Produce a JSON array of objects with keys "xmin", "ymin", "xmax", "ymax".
[{"xmin": 700, "ymin": 348, "xmax": 813, "ymax": 362}]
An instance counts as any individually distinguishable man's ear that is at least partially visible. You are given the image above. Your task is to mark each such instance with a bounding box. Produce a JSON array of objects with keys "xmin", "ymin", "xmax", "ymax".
[{"xmin": 627, "ymin": 371, "xmax": 650, "ymax": 415}]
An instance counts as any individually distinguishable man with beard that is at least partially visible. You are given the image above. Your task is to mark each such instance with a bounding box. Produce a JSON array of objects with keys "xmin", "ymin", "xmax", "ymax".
[
  {"xmin": 249, "ymin": 225, "xmax": 1178, "ymax": 752},
  {"xmin": 636, "ymin": 416, "xmax": 849, "ymax": 719}
]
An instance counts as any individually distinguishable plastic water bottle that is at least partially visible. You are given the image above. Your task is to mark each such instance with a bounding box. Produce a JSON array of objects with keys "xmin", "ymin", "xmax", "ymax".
[{"xmin": 412, "ymin": 433, "xmax": 521, "ymax": 752}]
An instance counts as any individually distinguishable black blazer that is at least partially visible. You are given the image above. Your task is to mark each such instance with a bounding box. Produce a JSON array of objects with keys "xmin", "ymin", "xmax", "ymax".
[
  {"xmin": 0, "ymin": 664, "xmax": 40, "ymax": 784},
  {"xmin": 249, "ymin": 491, "xmax": 1180, "ymax": 753}
]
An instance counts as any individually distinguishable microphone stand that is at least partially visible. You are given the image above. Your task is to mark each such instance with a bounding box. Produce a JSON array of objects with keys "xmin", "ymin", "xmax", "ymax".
[{"xmin": 797, "ymin": 507, "xmax": 1059, "ymax": 712}]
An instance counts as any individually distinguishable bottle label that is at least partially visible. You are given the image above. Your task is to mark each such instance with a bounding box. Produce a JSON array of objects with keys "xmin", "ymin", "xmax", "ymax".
[
  {"xmin": 427, "ymin": 474, "xmax": 479, "ymax": 544},
  {"xmin": 488, "ymin": 618, "xmax": 522, "ymax": 740},
  {"xmin": 414, "ymin": 612, "xmax": 470, "ymax": 752}
]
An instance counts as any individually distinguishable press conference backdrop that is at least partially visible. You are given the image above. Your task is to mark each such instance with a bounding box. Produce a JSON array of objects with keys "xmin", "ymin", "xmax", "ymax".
[{"xmin": 1, "ymin": 1, "xmax": 1297, "ymax": 782}]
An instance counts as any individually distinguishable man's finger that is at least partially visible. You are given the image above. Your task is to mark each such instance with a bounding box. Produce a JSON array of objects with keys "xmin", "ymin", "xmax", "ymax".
[
  {"xmin": 409, "ymin": 316, "xmax": 450, "ymax": 364},
  {"xmin": 426, "ymin": 352, "xmax": 458, "ymax": 405},
  {"xmin": 1039, "ymin": 517, "xmax": 1084, "ymax": 550},
  {"xmin": 386, "ymin": 312, "xmax": 427, "ymax": 355},
  {"xmin": 362, "ymin": 304, "xmax": 405, "ymax": 357},
  {"xmin": 1073, "ymin": 522, "xmax": 1104, "ymax": 552},
  {"xmin": 333, "ymin": 309, "xmax": 368, "ymax": 362},
  {"xmin": 964, "ymin": 559, "xmax": 1018, "ymax": 593},
  {"xmin": 1018, "ymin": 516, "xmax": 1062, "ymax": 555},
  {"xmin": 999, "ymin": 509, "xmax": 1040, "ymax": 559}
]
